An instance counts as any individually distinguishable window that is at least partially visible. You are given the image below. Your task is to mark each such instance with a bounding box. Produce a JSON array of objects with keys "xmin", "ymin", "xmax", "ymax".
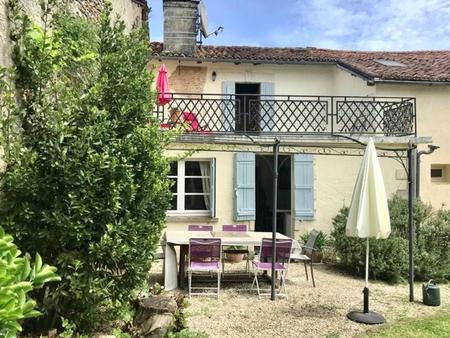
[
  {"xmin": 168, "ymin": 160, "xmax": 215, "ymax": 215},
  {"xmin": 375, "ymin": 59, "xmax": 407, "ymax": 67},
  {"xmin": 430, "ymin": 164, "xmax": 450, "ymax": 183},
  {"xmin": 431, "ymin": 168, "xmax": 443, "ymax": 178}
]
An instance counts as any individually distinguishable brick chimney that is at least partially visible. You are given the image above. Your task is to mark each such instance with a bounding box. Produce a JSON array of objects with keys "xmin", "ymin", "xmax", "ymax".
[{"xmin": 163, "ymin": 0, "xmax": 199, "ymax": 55}]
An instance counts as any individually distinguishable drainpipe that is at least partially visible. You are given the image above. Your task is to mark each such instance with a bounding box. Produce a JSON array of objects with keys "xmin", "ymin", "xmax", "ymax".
[{"xmin": 416, "ymin": 145, "xmax": 439, "ymax": 198}]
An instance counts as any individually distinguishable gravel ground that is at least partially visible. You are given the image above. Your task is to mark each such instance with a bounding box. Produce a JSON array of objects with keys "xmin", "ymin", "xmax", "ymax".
[{"xmin": 149, "ymin": 261, "xmax": 450, "ymax": 338}]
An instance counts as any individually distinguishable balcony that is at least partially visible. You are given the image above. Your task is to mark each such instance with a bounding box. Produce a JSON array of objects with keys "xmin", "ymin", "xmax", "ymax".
[{"xmin": 154, "ymin": 93, "xmax": 416, "ymax": 142}]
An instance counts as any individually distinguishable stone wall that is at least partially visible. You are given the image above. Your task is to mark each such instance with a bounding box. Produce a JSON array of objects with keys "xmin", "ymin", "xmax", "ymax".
[
  {"xmin": 0, "ymin": 0, "xmax": 147, "ymax": 67},
  {"xmin": 168, "ymin": 66, "xmax": 207, "ymax": 93}
]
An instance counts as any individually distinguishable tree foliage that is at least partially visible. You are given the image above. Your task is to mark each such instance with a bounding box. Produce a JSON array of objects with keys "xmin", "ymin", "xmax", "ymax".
[{"xmin": 0, "ymin": 0, "xmax": 172, "ymax": 333}]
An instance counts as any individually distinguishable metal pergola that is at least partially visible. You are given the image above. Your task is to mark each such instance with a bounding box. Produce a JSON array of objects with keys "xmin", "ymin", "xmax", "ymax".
[{"xmin": 169, "ymin": 134, "xmax": 425, "ymax": 302}]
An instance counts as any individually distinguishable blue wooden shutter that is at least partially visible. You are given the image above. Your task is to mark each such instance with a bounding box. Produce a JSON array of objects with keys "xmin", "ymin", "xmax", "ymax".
[
  {"xmin": 234, "ymin": 152, "xmax": 256, "ymax": 221},
  {"xmin": 294, "ymin": 154, "xmax": 315, "ymax": 220},
  {"xmin": 210, "ymin": 159, "xmax": 216, "ymax": 217},
  {"xmin": 221, "ymin": 81, "xmax": 235, "ymax": 132},
  {"xmin": 261, "ymin": 82, "xmax": 275, "ymax": 132}
]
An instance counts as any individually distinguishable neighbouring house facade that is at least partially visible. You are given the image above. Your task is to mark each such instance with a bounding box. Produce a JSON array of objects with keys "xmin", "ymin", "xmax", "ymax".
[
  {"xmin": 0, "ymin": 0, "xmax": 148, "ymax": 67},
  {"xmin": 151, "ymin": 0, "xmax": 450, "ymax": 238}
]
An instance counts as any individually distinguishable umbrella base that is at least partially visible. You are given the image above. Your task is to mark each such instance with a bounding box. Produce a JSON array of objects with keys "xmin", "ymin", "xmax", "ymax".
[{"xmin": 347, "ymin": 311, "xmax": 385, "ymax": 325}]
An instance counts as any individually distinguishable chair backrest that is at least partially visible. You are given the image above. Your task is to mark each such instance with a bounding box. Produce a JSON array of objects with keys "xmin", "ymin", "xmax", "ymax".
[
  {"xmin": 260, "ymin": 238, "xmax": 293, "ymax": 263},
  {"xmin": 188, "ymin": 224, "xmax": 213, "ymax": 231},
  {"xmin": 182, "ymin": 112, "xmax": 200, "ymax": 131},
  {"xmin": 222, "ymin": 224, "xmax": 247, "ymax": 232},
  {"xmin": 304, "ymin": 229, "xmax": 321, "ymax": 256},
  {"xmin": 189, "ymin": 238, "xmax": 221, "ymax": 263}
]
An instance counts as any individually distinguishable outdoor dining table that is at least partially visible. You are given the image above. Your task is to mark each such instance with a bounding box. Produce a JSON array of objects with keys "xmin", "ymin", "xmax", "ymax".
[{"xmin": 163, "ymin": 229, "xmax": 297, "ymax": 290}]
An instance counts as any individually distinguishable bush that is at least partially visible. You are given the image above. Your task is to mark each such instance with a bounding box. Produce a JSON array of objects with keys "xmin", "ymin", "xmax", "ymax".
[
  {"xmin": 299, "ymin": 230, "xmax": 329, "ymax": 251},
  {"xmin": 0, "ymin": 1, "xmax": 173, "ymax": 334},
  {"xmin": 0, "ymin": 226, "xmax": 60, "ymax": 337},
  {"xmin": 330, "ymin": 196, "xmax": 450, "ymax": 283}
]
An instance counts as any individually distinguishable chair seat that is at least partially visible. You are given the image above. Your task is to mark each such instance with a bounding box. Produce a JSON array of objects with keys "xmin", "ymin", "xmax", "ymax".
[
  {"xmin": 290, "ymin": 253, "xmax": 311, "ymax": 261},
  {"xmin": 223, "ymin": 249, "xmax": 249, "ymax": 254},
  {"xmin": 189, "ymin": 261, "xmax": 220, "ymax": 270},
  {"xmin": 252, "ymin": 261, "xmax": 286, "ymax": 271}
]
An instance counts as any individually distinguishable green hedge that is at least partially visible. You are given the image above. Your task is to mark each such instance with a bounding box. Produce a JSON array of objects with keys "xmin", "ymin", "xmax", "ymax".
[{"xmin": 330, "ymin": 195, "xmax": 450, "ymax": 283}]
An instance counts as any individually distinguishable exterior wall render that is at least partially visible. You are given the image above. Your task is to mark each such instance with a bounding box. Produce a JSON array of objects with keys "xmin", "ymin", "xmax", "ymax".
[{"xmin": 376, "ymin": 83, "xmax": 450, "ymax": 208}]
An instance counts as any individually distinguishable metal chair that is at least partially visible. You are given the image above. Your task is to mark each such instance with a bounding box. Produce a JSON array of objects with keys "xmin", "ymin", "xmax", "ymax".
[
  {"xmin": 187, "ymin": 238, "xmax": 222, "ymax": 299},
  {"xmin": 188, "ymin": 224, "xmax": 213, "ymax": 231},
  {"xmin": 222, "ymin": 224, "xmax": 250, "ymax": 273},
  {"xmin": 290, "ymin": 229, "xmax": 320, "ymax": 287},
  {"xmin": 251, "ymin": 238, "xmax": 293, "ymax": 298}
]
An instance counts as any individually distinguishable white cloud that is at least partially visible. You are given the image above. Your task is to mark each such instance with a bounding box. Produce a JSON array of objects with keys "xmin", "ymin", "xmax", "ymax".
[{"xmin": 269, "ymin": 0, "xmax": 450, "ymax": 50}]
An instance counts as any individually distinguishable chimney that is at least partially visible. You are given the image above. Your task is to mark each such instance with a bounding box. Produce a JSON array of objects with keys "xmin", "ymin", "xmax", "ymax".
[{"xmin": 163, "ymin": 0, "xmax": 199, "ymax": 55}]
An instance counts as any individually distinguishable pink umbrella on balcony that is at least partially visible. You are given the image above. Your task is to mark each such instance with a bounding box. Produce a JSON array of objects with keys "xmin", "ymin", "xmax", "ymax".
[{"xmin": 156, "ymin": 64, "xmax": 171, "ymax": 105}]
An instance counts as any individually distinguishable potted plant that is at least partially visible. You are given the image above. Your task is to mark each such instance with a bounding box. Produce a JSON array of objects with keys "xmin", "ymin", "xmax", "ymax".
[
  {"xmin": 299, "ymin": 230, "xmax": 328, "ymax": 263},
  {"xmin": 169, "ymin": 107, "xmax": 181, "ymax": 124},
  {"xmin": 225, "ymin": 245, "xmax": 246, "ymax": 263}
]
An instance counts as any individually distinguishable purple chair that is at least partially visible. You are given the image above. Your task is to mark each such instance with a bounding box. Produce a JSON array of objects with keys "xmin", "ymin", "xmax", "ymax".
[
  {"xmin": 222, "ymin": 224, "xmax": 250, "ymax": 273},
  {"xmin": 188, "ymin": 224, "xmax": 213, "ymax": 231},
  {"xmin": 188, "ymin": 238, "xmax": 222, "ymax": 298},
  {"xmin": 252, "ymin": 238, "xmax": 293, "ymax": 298}
]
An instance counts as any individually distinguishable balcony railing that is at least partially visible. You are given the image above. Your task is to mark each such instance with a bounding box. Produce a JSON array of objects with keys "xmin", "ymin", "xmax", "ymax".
[{"xmin": 154, "ymin": 93, "xmax": 416, "ymax": 137}]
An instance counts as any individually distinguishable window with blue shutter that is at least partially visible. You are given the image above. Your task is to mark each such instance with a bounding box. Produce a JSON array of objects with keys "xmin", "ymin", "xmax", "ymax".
[
  {"xmin": 294, "ymin": 154, "xmax": 315, "ymax": 220},
  {"xmin": 234, "ymin": 152, "xmax": 256, "ymax": 221},
  {"xmin": 261, "ymin": 82, "xmax": 275, "ymax": 132},
  {"xmin": 221, "ymin": 81, "xmax": 235, "ymax": 132}
]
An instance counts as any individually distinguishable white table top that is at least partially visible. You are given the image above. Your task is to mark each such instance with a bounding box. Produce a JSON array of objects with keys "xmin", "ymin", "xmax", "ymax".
[{"xmin": 164, "ymin": 230, "xmax": 293, "ymax": 246}]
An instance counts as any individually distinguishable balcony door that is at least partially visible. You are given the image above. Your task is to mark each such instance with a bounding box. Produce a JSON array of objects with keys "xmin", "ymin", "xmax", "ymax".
[{"xmin": 235, "ymin": 83, "xmax": 260, "ymax": 132}]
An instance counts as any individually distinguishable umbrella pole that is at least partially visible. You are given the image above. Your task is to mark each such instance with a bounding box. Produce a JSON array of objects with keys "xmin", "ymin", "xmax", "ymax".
[
  {"xmin": 364, "ymin": 238, "xmax": 369, "ymax": 313},
  {"xmin": 347, "ymin": 236, "xmax": 385, "ymax": 324}
]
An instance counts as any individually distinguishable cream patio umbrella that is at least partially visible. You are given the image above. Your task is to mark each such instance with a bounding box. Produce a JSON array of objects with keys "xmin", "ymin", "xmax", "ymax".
[{"xmin": 346, "ymin": 138, "xmax": 391, "ymax": 325}]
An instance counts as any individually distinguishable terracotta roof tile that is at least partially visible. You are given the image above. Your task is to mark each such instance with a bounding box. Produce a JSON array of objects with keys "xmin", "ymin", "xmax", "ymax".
[{"xmin": 150, "ymin": 42, "xmax": 450, "ymax": 83}]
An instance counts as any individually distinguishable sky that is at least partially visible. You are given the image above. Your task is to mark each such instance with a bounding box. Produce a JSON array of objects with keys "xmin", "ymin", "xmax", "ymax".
[{"xmin": 148, "ymin": 0, "xmax": 450, "ymax": 51}]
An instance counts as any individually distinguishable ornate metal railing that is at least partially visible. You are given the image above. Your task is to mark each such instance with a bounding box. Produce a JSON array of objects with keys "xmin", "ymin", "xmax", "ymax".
[{"xmin": 154, "ymin": 93, "xmax": 416, "ymax": 137}]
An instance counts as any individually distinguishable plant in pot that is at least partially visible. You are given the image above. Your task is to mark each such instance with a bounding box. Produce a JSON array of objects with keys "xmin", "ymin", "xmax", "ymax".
[
  {"xmin": 169, "ymin": 107, "xmax": 181, "ymax": 124},
  {"xmin": 224, "ymin": 245, "xmax": 246, "ymax": 263},
  {"xmin": 300, "ymin": 230, "xmax": 328, "ymax": 263}
]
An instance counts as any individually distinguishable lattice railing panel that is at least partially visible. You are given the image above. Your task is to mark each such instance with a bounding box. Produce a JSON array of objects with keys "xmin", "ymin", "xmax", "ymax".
[{"xmin": 153, "ymin": 94, "xmax": 416, "ymax": 136}]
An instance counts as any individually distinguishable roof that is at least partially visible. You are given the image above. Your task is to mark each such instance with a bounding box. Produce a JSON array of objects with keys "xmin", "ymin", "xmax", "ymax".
[{"xmin": 149, "ymin": 42, "xmax": 450, "ymax": 84}]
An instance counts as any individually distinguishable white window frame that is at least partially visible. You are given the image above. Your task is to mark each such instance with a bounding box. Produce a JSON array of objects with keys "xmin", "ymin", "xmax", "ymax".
[{"xmin": 168, "ymin": 159, "xmax": 215, "ymax": 216}]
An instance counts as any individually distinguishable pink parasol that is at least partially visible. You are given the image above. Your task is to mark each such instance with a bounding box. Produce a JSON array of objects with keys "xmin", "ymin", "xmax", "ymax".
[{"xmin": 156, "ymin": 64, "xmax": 171, "ymax": 105}]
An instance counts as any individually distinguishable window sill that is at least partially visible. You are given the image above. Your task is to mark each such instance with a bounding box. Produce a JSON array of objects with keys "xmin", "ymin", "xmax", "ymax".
[{"xmin": 166, "ymin": 215, "xmax": 219, "ymax": 223}]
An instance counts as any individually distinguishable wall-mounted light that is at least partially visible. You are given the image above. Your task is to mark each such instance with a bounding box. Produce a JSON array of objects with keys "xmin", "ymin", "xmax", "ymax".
[{"xmin": 211, "ymin": 71, "xmax": 217, "ymax": 82}]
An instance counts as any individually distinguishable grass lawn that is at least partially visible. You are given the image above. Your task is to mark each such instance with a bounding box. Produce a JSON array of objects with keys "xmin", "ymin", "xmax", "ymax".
[{"xmin": 367, "ymin": 312, "xmax": 450, "ymax": 338}]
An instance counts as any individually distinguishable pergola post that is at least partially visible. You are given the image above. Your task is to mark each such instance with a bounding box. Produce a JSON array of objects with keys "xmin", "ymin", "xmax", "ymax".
[
  {"xmin": 271, "ymin": 140, "xmax": 280, "ymax": 301},
  {"xmin": 407, "ymin": 144, "xmax": 415, "ymax": 302}
]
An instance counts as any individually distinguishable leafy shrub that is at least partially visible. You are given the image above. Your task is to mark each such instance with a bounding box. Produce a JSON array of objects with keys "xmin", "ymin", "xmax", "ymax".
[
  {"xmin": 299, "ymin": 230, "xmax": 329, "ymax": 251},
  {"xmin": 330, "ymin": 196, "xmax": 450, "ymax": 283},
  {"xmin": 0, "ymin": 226, "xmax": 60, "ymax": 337},
  {"xmin": 0, "ymin": 1, "xmax": 173, "ymax": 334},
  {"xmin": 415, "ymin": 209, "xmax": 450, "ymax": 281}
]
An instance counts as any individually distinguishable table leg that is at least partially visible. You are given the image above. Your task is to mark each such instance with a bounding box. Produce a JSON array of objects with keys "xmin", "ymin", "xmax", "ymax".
[
  {"xmin": 179, "ymin": 245, "xmax": 188, "ymax": 289},
  {"xmin": 164, "ymin": 243, "xmax": 178, "ymax": 291}
]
